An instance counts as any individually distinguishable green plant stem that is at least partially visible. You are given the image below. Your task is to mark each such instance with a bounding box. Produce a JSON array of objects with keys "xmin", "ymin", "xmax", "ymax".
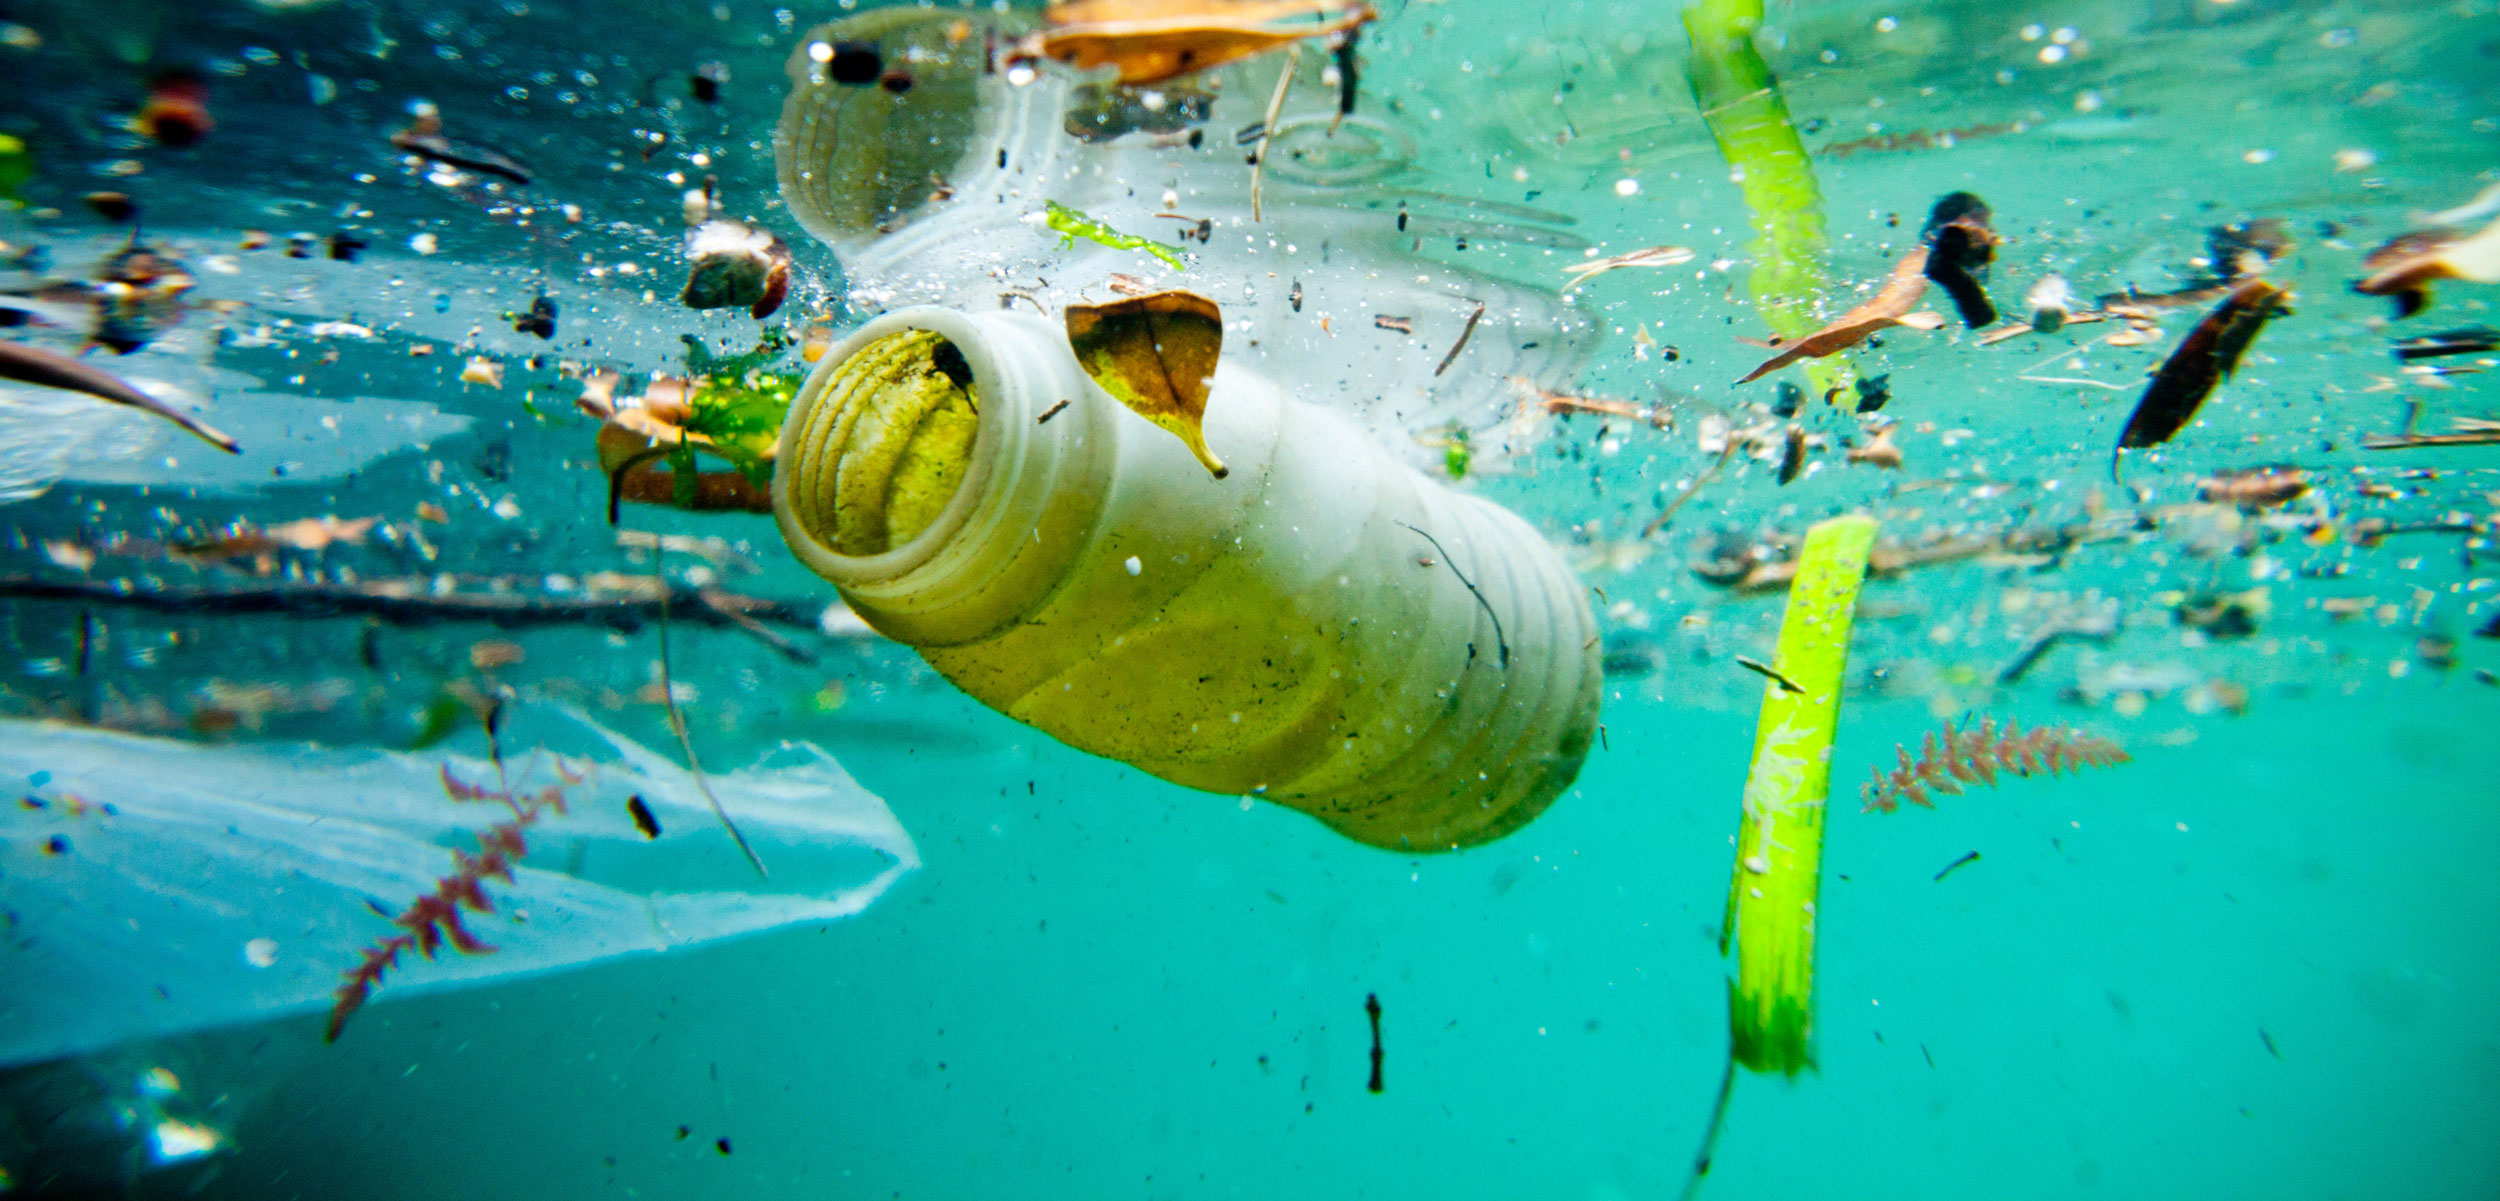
[
  {"xmin": 1721, "ymin": 512, "xmax": 1878, "ymax": 1075},
  {"xmin": 1682, "ymin": 0, "xmax": 1856, "ymax": 401}
]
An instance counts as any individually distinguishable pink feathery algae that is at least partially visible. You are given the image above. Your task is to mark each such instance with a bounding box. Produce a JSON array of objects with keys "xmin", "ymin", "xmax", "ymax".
[{"xmin": 1861, "ymin": 716, "xmax": 2129, "ymax": 814}]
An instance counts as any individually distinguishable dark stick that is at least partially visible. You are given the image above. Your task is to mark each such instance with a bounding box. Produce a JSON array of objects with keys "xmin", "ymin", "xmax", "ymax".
[
  {"xmin": 1364, "ymin": 993, "xmax": 1385, "ymax": 1094},
  {"xmin": 1933, "ymin": 850, "xmax": 1981, "ymax": 882},
  {"xmin": 1433, "ymin": 301, "xmax": 1487, "ymax": 377},
  {"xmin": 1676, "ymin": 1055, "xmax": 1739, "ymax": 1201},
  {"xmin": 0, "ymin": 574, "xmax": 838, "ymax": 661},
  {"xmin": 1395, "ymin": 522, "xmax": 1509, "ymax": 668}
]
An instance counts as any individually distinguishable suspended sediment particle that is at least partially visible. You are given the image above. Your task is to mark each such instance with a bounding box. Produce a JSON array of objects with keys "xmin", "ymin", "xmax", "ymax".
[
  {"xmin": 626, "ymin": 794, "xmax": 662, "ymax": 839},
  {"xmin": 2114, "ymin": 279, "xmax": 2290, "ymax": 453}
]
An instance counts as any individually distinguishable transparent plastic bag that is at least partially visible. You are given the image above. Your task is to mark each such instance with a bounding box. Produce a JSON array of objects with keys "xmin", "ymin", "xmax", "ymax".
[{"xmin": 0, "ymin": 706, "xmax": 917, "ymax": 1068}]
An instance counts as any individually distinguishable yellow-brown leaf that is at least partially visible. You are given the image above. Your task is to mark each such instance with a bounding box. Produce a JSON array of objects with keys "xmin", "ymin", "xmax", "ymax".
[{"xmin": 1065, "ymin": 289, "xmax": 1230, "ymax": 478}]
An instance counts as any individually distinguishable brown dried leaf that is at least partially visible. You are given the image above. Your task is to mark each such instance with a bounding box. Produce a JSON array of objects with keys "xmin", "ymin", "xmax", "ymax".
[
  {"xmin": 1738, "ymin": 247, "xmax": 1946, "ymax": 384},
  {"xmin": 1037, "ymin": 0, "xmax": 1374, "ymax": 86},
  {"xmin": 1066, "ymin": 289, "xmax": 1230, "ymax": 478}
]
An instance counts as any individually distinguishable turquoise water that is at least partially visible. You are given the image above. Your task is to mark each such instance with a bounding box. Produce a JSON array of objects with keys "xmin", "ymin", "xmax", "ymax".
[{"xmin": 3, "ymin": 0, "xmax": 2498, "ymax": 1196}]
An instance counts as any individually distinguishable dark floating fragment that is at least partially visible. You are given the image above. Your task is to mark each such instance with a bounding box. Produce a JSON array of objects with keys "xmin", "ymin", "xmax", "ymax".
[
  {"xmin": 389, "ymin": 105, "xmax": 533, "ymax": 185},
  {"xmin": 627, "ymin": 794, "xmax": 661, "ymax": 839},
  {"xmin": 1920, "ymin": 191, "xmax": 1999, "ymax": 328},
  {"xmin": 139, "ymin": 71, "xmax": 213, "ymax": 147},
  {"xmin": 2115, "ymin": 279, "xmax": 2290, "ymax": 455},
  {"xmin": 689, "ymin": 62, "xmax": 728, "ymax": 103},
  {"xmin": 827, "ymin": 41, "xmax": 884, "ymax": 86},
  {"xmin": 1334, "ymin": 28, "xmax": 1361, "ymax": 116},
  {"xmin": 2392, "ymin": 326, "xmax": 2498, "ymax": 361},
  {"xmin": 681, "ymin": 218, "xmax": 792, "ymax": 319},
  {"xmin": 513, "ymin": 293, "xmax": 558, "ymax": 339},
  {"xmin": 1933, "ymin": 850, "xmax": 1980, "ymax": 882},
  {"xmin": 327, "ymin": 232, "xmax": 367, "ymax": 263},
  {"xmin": 1775, "ymin": 422, "xmax": 1806, "ymax": 484},
  {"xmin": 1771, "ymin": 380, "xmax": 1803, "ymax": 418},
  {"xmin": 878, "ymin": 68, "xmax": 915, "ymax": 94},
  {"xmin": 1852, "ymin": 373, "xmax": 1892, "ymax": 414},
  {"xmin": 83, "ymin": 192, "xmax": 137, "ymax": 223}
]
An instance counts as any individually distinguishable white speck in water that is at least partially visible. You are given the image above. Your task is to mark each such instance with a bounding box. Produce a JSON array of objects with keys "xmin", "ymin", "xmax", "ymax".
[
  {"xmin": 1124, "ymin": 555, "xmax": 1142, "ymax": 576},
  {"xmin": 2020, "ymin": 22, "xmax": 2044, "ymax": 40},
  {"xmin": 2243, "ymin": 148, "xmax": 2276, "ymax": 164},
  {"xmin": 2037, "ymin": 44, "xmax": 2068, "ymax": 63},
  {"xmin": 1614, "ymin": 177, "xmax": 1640, "ymax": 197},
  {"xmin": 1875, "ymin": 15, "xmax": 1897, "ymax": 32},
  {"xmin": 244, "ymin": 938, "xmax": 278, "ymax": 968},
  {"xmin": 408, "ymin": 232, "xmax": 438, "ymax": 255}
]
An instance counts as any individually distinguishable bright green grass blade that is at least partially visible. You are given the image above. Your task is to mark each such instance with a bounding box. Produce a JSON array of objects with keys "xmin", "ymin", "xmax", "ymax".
[
  {"xmin": 1683, "ymin": 0, "xmax": 1858, "ymax": 402},
  {"xmin": 1722, "ymin": 513, "xmax": 1878, "ymax": 1075}
]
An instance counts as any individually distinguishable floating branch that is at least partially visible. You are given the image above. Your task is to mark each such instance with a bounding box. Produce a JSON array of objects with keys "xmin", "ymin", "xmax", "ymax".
[
  {"xmin": 1861, "ymin": 716, "xmax": 2129, "ymax": 814},
  {"xmin": 0, "ymin": 573, "xmax": 847, "ymax": 662}
]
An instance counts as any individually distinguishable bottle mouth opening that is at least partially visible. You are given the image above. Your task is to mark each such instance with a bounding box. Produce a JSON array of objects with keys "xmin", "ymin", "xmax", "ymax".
[{"xmin": 777, "ymin": 323, "xmax": 988, "ymax": 578}]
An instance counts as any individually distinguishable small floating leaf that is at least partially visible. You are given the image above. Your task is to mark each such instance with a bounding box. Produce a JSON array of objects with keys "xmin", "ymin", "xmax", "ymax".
[{"xmin": 1065, "ymin": 290, "xmax": 1229, "ymax": 478}]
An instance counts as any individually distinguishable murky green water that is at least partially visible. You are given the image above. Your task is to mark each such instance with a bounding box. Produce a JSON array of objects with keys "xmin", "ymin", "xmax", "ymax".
[{"xmin": 2, "ymin": 0, "xmax": 2497, "ymax": 1196}]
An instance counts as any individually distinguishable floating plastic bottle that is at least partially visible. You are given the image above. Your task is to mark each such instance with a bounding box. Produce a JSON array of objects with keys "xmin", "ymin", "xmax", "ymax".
[{"xmin": 774, "ymin": 307, "xmax": 1601, "ymax": 851}]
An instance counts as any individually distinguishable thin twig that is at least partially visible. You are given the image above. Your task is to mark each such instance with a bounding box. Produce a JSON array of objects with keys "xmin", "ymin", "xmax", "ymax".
[
  {"xmin": 653, "ymin": 547, "xmax": 769, "ymax": 880},
  {"xmin": 1644, "ymin": 441, "xmax": 1739, "ymax": 538},
  {"xmin": 1395, "ymin": 521, "xmax": 1508, "ymax": 668},
  {"xmin": 1433, "ymin": 301, "xmax": 1488, "ymax": 378},
  {"xmin": 1249, "ymin": 45, "xmax": 1300, "ymax": 223},
  {"xmin": 1676, "ymin": 1055, "xmax": 1738, "ymax": 1201}
]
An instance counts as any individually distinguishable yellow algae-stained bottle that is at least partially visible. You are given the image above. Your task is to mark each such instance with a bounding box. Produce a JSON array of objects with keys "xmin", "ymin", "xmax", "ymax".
[
  {"xmin": 773, "ymin": 307, "xmax": 1601, "ymax": 851},
  {"xmin": 768, "ymin": 9, "xmax": 1608, "ymax": 849}
]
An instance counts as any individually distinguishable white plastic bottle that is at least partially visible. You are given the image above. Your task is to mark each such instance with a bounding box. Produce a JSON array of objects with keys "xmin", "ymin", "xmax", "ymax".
[{"xmin": 775, "ymin": 307, "xmax": 1601, "ymax": 851}]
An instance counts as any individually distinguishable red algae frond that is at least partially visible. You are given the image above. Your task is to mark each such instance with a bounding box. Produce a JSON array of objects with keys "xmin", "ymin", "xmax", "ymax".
[{"xmin": 1862, "ymin": 716, "xmax": 2129, "ymax": 814}]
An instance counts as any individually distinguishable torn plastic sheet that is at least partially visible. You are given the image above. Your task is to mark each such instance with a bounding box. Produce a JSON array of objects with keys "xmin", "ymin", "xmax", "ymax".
[{"xmin": 0, "ymin": 706, "xmax": 917, "ymax": 1068}]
